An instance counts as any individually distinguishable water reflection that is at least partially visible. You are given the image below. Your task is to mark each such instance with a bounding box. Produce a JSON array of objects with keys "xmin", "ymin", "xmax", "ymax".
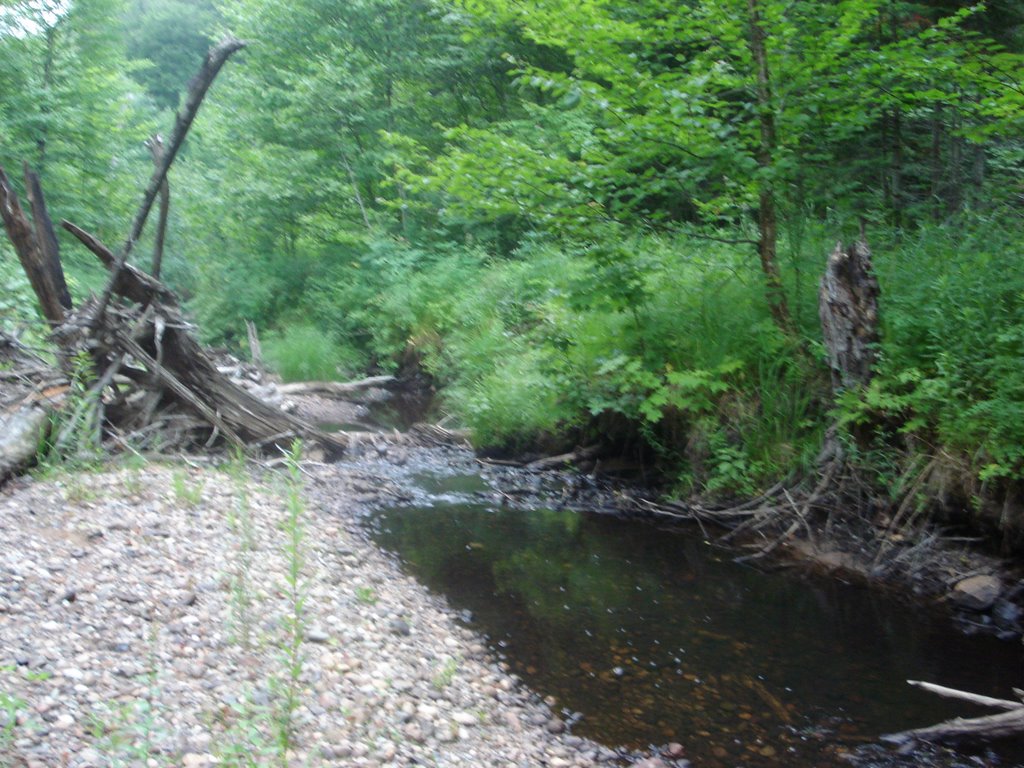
[{"xmin": 366, "ymin": 476, "xmax": 1024, "ymax": 767}]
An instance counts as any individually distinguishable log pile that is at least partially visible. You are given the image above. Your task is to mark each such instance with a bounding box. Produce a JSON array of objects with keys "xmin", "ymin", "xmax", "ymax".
[{"xmin": 0, "ymin": 37, "xmax": 344, "ymax": 471}]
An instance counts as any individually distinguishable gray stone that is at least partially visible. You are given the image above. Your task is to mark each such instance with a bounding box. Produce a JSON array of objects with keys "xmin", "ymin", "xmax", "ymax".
[
  {"xmin": 389, "ymin": 618, "xmax": 411, "ymax": 636},
  {"xmin": 0, "ymin": 407, "xmax": 49, "ymax": 478},
  {"xmin": 952, "ymin": 575, "xmax": 1001, "ymax": 611},
  {"xmin": 546, "ymin": 717, "xmax": 566, "ymax": 734}
]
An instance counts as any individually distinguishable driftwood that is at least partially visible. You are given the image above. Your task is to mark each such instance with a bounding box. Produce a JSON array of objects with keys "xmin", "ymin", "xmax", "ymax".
[
  {"xmin": 526, "ymin": 444, "xmax": 602, "ymax": 471},
  {"xmin": 0, "ymin": 37, "xmax": 346, "ymax": 467},
  {"xmin": 882, "ymin": 680, "xmax": 1024, "ymax": 746},
  {"xmin": 278, "ymin": 376, "xmax": 396, "ymax": 399}
]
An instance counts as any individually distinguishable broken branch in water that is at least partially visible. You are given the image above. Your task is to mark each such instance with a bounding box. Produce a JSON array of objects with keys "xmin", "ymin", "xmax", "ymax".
[{"xmin": 882, "ymin": 680, "xmax": 1024, "ymax": 747}]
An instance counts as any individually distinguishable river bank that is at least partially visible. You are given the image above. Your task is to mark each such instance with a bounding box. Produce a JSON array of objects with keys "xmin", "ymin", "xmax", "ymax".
[{"xmin": 0, "ymin": 461, "xmax": 619, "ymax": 768}]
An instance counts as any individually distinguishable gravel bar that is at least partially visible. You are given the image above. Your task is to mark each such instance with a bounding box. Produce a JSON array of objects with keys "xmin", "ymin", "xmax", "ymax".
[{"xmin": 0, "ymin": 462, "xmax": 632, "ymax": 768}]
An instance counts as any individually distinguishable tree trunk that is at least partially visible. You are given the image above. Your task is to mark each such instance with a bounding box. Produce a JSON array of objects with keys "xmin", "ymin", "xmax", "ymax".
[
  {"xmin": 0, "ymin": 166, "xmax": 71, "ymax": 326},
  {"xmin": 145, "ymin": 134, "xmax": 170, "ymax": 280},
  {"xmin": 747, "ymin": 0, "xmax": 794, "ymax": 335}
]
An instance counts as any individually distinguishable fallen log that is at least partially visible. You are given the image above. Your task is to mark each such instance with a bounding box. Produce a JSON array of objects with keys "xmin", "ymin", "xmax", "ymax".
[
  {"xmin": 526, "ymin": 444, "xmax": 602, "ymax": 471},
  {"xmin": 882, "ymin": 680, "xmax": 1024, "ymax": 747},
  {"xmin": 277, "ymin": 375, "xmax": 396, "ymax": 398}
]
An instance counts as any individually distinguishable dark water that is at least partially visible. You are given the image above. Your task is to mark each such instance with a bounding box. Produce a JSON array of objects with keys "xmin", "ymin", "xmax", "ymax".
[{"xmin": 362, "ymin": 463, "xmax": 1024, "ymax": 767}]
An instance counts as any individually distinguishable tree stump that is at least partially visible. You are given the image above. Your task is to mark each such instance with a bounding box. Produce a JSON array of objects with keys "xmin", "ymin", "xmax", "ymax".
[{"xmin": 818, "ymin": 237, "xmax": 880, "ymax": 392}]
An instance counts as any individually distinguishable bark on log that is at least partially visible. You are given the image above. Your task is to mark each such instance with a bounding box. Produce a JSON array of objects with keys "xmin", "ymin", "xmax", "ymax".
[
  {"xmin": 62, "ymin": 220, "xmax": 177, "ymax": 306},
  {"xmin": 245, "ymin": 320, "xmax": 262, "ymax": 366},
  {"xmin": 819, "ymin": 237, "xmax": 880, "ymax": 391},
  {"xmin": 883, "ymin": 708, "xmax": 1024, "ymax": 745},
  {"xmin": 906, "ymin": 680, "xmax": 1024, "ymax": 711}
]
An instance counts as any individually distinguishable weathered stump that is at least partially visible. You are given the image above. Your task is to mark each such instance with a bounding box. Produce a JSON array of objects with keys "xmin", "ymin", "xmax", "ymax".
[{"xmin": 818, "ymin": 237, "xmax": 880, "ymax": 392}]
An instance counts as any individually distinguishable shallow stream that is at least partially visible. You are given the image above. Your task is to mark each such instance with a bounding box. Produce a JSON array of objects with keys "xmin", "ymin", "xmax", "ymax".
[{"xmin": 352, "ymin": 446, "xmax": 1023, "ymax": 767}]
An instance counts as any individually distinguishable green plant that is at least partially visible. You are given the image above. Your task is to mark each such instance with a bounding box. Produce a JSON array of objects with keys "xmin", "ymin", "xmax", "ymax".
[
  {"xmin": 273, "ymin": 440, "xmax": 308, "ymax": 760},
  {"xmin": 263, "ymin": 323, "xmax": 363, "ymax": 382},
  {"xmin": 172, "ymin": 471, "xmax": 204, "ymax": 507},
  {"xmin": 0, "ymin": 689, "xmax": 26, "ymax": 760},
  {"xmin": 87, "ymin": 634, "xmax": 167, "ymax": 767},
  {"xmin": 354, "ymin": 586, "xmax": 378, "ymax": 605},
  {"xmin": 88, "ymin": 699, "xmax": 163, "ymax": 767},
  {"xmin": 431, "ymin": 656, "xmax": 459, "ymax": 690},
  {"xmin": 40, "ymin": 350, "xmax": 105, "ymax": 471},
  {"xmin": 210, "ymin": 689, "xmax": 276, "ymax": 767},
  {"xmin": 226, "ymin": 450, "xmax": 258, "ymax": 648}
]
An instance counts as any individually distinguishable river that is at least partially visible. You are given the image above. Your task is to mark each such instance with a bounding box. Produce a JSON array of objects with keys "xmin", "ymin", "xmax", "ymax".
[{"xmin": 343, "ymin": 440, "xmax": 1023, "ymax": 767}]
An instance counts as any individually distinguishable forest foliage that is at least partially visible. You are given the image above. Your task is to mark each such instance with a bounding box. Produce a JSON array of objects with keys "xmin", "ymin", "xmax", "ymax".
[{"xmin": 1, "ymin": 0, "xmax": 1023, "ymax": 516}]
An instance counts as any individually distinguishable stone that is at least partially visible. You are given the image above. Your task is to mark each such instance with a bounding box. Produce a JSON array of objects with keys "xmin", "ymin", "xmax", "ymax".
[
  {"xmin": 634, "ymin": 759, "xmax": 670, "ymax": 768},
  {"xmin": 305, "ymin": 629, "xmax": 331, "ymax": 644},
  {"xmin": 452, "ymin": 711, "xmax": 477, "ymax": 726},
  {"xmin": 665, "ymin": 742, "xmax": 686, "ymax": 758},
  {"xmin": 546, "ymin": 717, "xmax": 566, "ymax": 734},
  {"xmin": 952, "ymin": 575, "xmax": 1001, "ymax": 611},
  {"xmin": 388, "ymin": 618, "xmax": 411, "ymax": 636},
  {"xmin": 993, "ymin": 598, "xmax": 1023, "ymax": 628}
]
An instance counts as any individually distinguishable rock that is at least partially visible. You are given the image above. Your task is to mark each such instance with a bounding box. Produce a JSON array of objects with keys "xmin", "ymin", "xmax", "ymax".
[
  {"xmin": 665, "ymin": 742, "xmax": 686, "ymax": 758},
  {"xmin": 305, "ymin": 628, "xmax": 331, "ymax": 644},
  {"xmin": 452, "ymin": 711, "xmax": 477, "ymax": 726},
  {"xmin": 633, "ymin": 759, "xmax": 669, "ymax": 768},
  {"xmin": 0, "ymin": 406, "xmax": 49, "ymax": 480},
  {"xmin": 388, "ymin": 618, "xmax": 411, "ymax": 636},
  {"xmin": 78, "ymin": 748, "xmax": 102, "ymax": 766},
  {"xmin": 546, "ymin": 717, "xmax": 566, "ymax": 734},
  {"xmin": 993, "ymin": 598, "xmax": 1023, "ymax": 628},
  {"xmin": 952, "ymin": 575, "xmax": 1001, "ymax": 611}
]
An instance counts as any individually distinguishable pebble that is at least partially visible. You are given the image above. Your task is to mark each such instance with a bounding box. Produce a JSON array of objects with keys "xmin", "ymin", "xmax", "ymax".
[{"xmin": 0, "ymin": 464, "xmax": 609, "ymax": 767}]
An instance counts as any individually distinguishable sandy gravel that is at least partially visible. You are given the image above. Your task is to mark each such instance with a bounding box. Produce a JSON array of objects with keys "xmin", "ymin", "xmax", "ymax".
[{"xmin": 0, "ymin": 460, "xmax": 624, "ymax": 768}]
